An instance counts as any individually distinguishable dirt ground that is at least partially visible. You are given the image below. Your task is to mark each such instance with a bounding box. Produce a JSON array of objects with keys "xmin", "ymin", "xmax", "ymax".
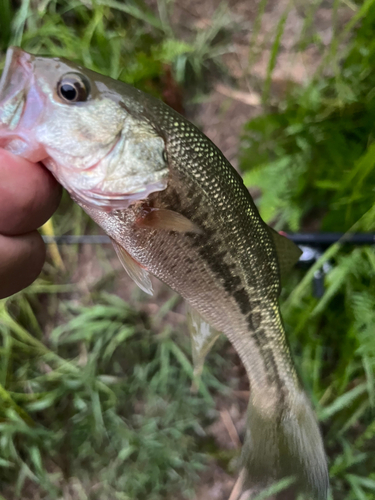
[{"xmin": 177, "ymin": 0, "xmax": 351, "ymax": 167}]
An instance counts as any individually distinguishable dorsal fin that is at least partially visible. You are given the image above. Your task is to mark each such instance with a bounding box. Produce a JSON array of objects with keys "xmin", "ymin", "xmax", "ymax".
[
  {"xmin": 267, "ymin": 227, "xmax": 302, "ymax": 282},
  {"xmin": 111, "ymin": 239, "xmax": 153, "ymax": 295}
]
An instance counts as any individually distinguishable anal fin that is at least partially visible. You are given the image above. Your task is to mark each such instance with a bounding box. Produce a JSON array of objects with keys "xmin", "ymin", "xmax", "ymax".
[
  {"xmin": 187, "ymin": 305, "xmax": 220, "ymax": 391},
  {"xmin": 111, "ymin": 239, "xmax": 153, "ymax": 295}
]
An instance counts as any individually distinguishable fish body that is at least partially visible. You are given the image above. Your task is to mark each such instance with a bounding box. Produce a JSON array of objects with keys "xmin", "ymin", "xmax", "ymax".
[{"xmin": 0, "ymin": 47, "xmax": 328, "ymax": 499}]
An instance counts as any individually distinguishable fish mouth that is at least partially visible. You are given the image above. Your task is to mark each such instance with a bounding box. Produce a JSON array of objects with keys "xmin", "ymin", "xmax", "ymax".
[
  {"xmin": 0, "ymin": 47, "xmax": 31, "ymax": 126},
  {"xmin": 0, "ymin": 47, "xmax": 33, "ymax": 97},
  {"xmin": 0, "ymin": 47, "xmax": 48, "ymax": 162}
]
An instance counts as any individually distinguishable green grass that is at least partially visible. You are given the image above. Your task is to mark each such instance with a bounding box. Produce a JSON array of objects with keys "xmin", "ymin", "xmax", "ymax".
[
  {"xmin": 0, "ymin": 291, "xmax": 225, "ymax": 499},
  {"xmin": 2, "ymin": 0, "xmax": 375, "ymax": 499}
]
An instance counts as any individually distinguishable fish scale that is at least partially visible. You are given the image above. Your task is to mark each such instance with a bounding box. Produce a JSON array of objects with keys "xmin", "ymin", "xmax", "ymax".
[
  {"xmin": 142, "ymin": 107, "xmax": 288, "ymax": 378},
  {"xmin": 0, "ymin": 47, "xmax": 329, "ymax": 500}
]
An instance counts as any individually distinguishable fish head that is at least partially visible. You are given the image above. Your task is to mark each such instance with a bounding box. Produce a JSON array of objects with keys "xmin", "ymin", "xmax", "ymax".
[{"xmin": 0, "ymin": 47, "xmax": 169, "ymax": 209}]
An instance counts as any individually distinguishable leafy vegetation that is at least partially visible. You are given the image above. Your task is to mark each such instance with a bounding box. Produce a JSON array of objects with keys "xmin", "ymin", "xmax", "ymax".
[
  {"xmin": 1, "ymin": 0, "xmax": 375, "ymax": 499},
  {"xmin": 0, "ymin": 0, "xmax": 233, "ymax": 91},
  {"xmin": 241, "ymin": 2, "xmax": 375, "ymax": 499}
]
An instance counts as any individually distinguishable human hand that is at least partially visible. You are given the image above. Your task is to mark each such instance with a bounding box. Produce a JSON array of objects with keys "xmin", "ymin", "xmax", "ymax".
[{"xmin": 0, "ymin": 149, "xmax": 62, "ymax": 299}]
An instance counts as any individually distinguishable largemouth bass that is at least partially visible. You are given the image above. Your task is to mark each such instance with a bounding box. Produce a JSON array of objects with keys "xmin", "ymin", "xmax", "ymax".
[{"xmin": 0, "ymin": 47, "xmax": 329, "ymax": 499}]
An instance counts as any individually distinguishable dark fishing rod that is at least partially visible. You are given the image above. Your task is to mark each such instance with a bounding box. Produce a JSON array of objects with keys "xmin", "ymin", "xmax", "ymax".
[
  {"xmin": 286, "ymin": 233, "xmax": 375, "ymax": 247},
  {"xmin": 41, "ymin": 233, "xmax": 375, "ymax": 298},
  {"xmin": 41, "ymin": 233, "xmax": 375, "ymax": 246}
]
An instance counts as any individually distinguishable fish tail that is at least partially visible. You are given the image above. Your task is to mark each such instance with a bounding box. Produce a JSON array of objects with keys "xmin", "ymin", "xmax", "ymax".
[{"xmin": 242, "ymin": 389, "xmax": 329, "ymax": 500}]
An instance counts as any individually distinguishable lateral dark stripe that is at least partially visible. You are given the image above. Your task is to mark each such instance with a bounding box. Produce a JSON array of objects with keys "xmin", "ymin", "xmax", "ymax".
[{"xmin": 158, "ymin": 180, "xmax": 285, "ymax": 396}]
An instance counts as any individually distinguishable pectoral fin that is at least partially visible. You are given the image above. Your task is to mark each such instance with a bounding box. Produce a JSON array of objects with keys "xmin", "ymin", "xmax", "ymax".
[
  {"xmin": 187, "ymin": 305, "xmax": 220, "ymax": 390},
  {"xmin": 137, "ymin": 208, "xmax": 202, "ymax": 234},
  {"xmin": 267, "ymin": 227, "xmax": 302, "ymax": 282},
  {"xmin": 111, "ymin": 239, "xmax": 153, "ymax": 295}
]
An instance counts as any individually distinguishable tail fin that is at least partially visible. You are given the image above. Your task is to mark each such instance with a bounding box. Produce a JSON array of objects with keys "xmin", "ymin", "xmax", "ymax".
[{"xmin": 242, "ymin": 389, "xmax": 329, "ymax": 500}]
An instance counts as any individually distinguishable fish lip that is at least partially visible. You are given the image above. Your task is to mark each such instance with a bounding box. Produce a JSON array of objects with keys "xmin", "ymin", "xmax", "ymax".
[
  {"xmin": 0, "ymin": 47, "xmax": 31, "ymax": 134},
  {"xmin": 0, "ymin": 47, "xmax": 33, "ymax": 98}
]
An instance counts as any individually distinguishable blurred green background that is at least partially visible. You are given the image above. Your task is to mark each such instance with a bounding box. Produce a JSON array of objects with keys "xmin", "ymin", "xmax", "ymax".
[{"xmin": 1, "ymin": 0, "xmax": 375, "ymax": 499}]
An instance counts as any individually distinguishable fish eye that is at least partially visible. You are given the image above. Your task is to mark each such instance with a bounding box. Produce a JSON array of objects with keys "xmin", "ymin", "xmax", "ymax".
[{"xmin": 57, "ymin": 73, "xmax": 90, "ymax": 103}]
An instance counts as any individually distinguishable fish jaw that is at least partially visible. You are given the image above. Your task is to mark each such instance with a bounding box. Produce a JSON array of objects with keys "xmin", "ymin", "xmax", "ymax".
[{"xmin": 0, "ymin": 47, "xmax": 48, "ymax": 163}]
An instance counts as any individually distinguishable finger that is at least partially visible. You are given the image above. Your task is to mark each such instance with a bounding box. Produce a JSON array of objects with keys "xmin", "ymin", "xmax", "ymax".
[
  {"xmin": 0, "ymin": 231, "xmax": 46, "ymax": 299},
  {"xmin": 0, "ymin": 149, "xmax": 62, "ymax": 236}
]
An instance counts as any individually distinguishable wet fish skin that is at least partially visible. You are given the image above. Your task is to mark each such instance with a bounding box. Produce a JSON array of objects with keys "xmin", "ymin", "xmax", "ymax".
[{"xmin": 0, "ymin": 47, "xmax": 328, "ymax": 499}]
